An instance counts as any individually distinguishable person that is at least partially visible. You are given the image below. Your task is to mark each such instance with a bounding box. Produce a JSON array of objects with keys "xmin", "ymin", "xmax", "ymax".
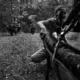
[
  {"xmin": 31, "ymin": 5, "xmax": 80, "ymax": 79},
  {"xmin": 31, "ymin": 5, "xmax": 67, "ymax": 63}
]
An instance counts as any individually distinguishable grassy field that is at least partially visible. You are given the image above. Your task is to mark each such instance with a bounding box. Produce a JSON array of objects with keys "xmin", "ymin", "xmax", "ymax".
[{"xmin": 0, "ymin": 32, "xmax": 47, "ymax": 80}]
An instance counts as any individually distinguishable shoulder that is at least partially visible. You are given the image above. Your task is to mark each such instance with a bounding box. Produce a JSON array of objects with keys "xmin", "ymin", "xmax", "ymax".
[{"xmin": 37, "ymin": 20, "xmax": 46, "ymax": 29}]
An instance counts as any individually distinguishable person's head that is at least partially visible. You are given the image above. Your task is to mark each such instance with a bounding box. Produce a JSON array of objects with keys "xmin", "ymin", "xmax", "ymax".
[{"xmin": 55, "ymin": 5, "xmax": 67, "ymax": 23}]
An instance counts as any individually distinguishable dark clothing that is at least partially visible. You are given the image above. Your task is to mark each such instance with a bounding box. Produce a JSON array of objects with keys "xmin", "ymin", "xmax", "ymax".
[
  {"xmin": 43, "ymin": 18, "xmax": 61, "ymax": 34},
  {"xmin": 43, "ymin": 18, "xmax": 57, "ymax": 32}
]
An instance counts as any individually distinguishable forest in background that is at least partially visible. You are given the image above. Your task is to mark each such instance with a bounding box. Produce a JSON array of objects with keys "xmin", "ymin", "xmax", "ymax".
[{"xmin": 0, "ymin": 0, "xmax": 73, "ymax": 29}]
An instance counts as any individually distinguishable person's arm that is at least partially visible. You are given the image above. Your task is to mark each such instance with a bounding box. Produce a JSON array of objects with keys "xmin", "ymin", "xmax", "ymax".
[
  {"xmin": 37, "ymin": 21, "xmax": 46, "ymax": 29},
  {"xmin": 37, "ymin": 20, "xmax": 49, "ymax": 35},
  {"xmin": 37, "ymin": 17, "xmax": 56, "ymax": 29},
  {"xmin": 37, "ymin": 17, "xmax": 57, "ymax": 35}
]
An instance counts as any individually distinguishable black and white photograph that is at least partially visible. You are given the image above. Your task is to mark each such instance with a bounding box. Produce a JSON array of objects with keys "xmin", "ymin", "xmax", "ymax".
[{"xmin": 0, "ymin": 0, "xmax": 80, "ymax": 80}]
